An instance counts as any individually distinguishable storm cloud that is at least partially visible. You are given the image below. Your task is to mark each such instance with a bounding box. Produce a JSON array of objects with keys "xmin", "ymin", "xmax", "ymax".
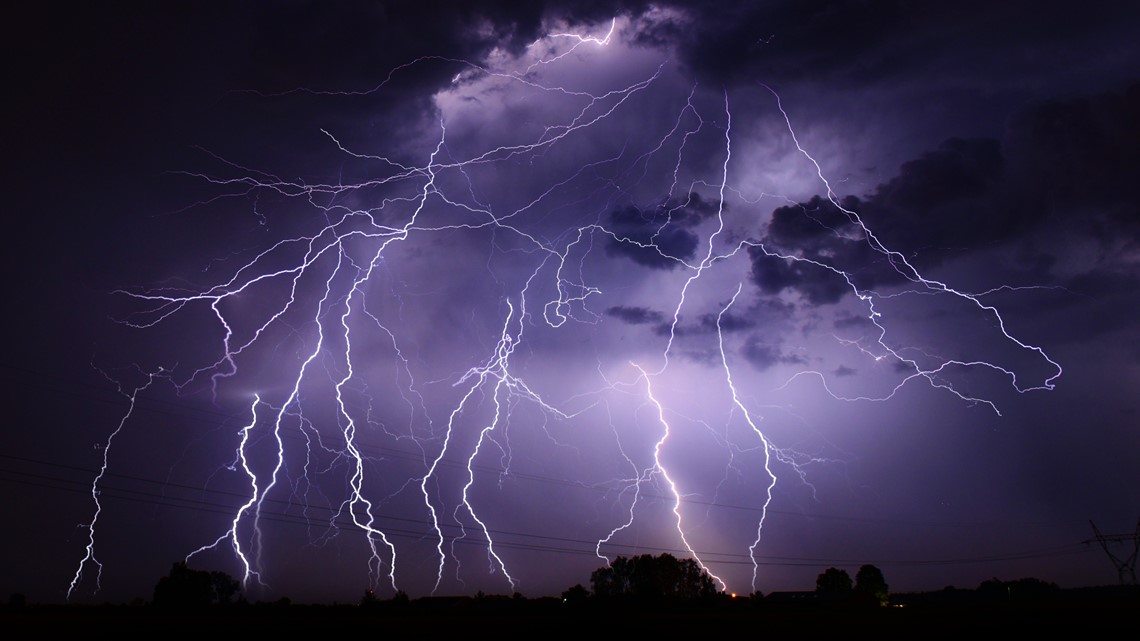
[{"xmin": 7, "ymin": 0, "xmax": 1138, "ymax": 607}]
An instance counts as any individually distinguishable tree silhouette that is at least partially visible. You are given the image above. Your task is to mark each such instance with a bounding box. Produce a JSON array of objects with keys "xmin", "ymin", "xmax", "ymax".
[
  {"xmin": 360, "ymin": 588, "xmax": 380, "ymax": 607},
  {"xmin": 153, "ymin": 562, "xmax": 241, "ymax": 607},
  {"xmin": 854, "ymin": 564, "xmax": 889, "ymax": 606},
  {"xmin": 815, "ymin": 567, "xmax": 853, "ymax": 596},
  {"xmin": 590, "ymin": 553, "xmax": 718, "ymax": 601},
  {"xmin": 977, "ymin": 577, "xmax": 1059, "ymax": 602},
  {"xmin": 561, "ymin": 583, "xmax": 589, "ymax": 604}
]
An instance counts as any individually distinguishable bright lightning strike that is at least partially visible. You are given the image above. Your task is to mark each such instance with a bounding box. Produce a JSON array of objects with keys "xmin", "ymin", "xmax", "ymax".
[
  {"xmin": 68, "ymin": 366, "xmax": 161, "ymax": 600},
  {"xmin": 69, "ymin": 14, "xmax": 1061, "ymax": 601}
]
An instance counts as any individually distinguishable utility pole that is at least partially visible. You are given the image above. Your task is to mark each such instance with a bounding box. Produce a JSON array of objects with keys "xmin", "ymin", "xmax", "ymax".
[{"xmin": 1088, "ymin": 518, "xmax": 1140, "ymax": 585}]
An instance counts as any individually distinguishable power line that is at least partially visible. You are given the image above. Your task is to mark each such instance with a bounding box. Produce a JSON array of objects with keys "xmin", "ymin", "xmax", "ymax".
[{"xmin": 0, "ymin": 456, "xmax": 1095, "ymax": 570}]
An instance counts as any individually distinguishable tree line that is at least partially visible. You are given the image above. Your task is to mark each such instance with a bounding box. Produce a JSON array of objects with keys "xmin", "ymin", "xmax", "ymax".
[{"xmin": 146, "ymin": 554, "xmax": 893, "ymax": 607}]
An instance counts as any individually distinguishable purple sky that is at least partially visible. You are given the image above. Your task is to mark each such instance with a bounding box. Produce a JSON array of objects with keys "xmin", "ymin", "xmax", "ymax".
[{"xmin": 5, "ymin": 1, "xmax": 1138, "ymax": 604}]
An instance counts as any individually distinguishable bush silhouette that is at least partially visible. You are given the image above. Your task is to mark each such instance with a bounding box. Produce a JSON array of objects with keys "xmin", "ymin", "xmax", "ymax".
[
  {"xmin": 153, "ymin": 562, "xmax": 240, "ymax": 607},
  {"xmin": 590, "ymin": 553, "xmax": 718, "ymax": 601}
]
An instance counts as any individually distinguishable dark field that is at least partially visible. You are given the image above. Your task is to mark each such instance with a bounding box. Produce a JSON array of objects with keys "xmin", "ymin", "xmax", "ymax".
[{"xmin": 5, "ymin": 588, "xmax": 1135, "ymax": 635}]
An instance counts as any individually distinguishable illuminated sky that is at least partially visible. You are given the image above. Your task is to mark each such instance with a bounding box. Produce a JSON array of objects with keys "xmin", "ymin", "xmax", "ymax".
[{"xmin": 4, "ymin": 1, "xmax": 1138, "ymax": 604}]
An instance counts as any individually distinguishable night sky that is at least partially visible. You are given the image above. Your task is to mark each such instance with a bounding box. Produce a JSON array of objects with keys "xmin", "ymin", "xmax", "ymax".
[{"xmin": 4, "ymin": 1, "xmax": 1138, "ymax": 604}]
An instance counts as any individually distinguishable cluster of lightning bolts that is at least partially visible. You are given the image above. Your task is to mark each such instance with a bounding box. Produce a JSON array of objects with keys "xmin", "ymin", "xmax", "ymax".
[{"xmin": 69, "ymin": 20, "xmax": 1060, "ymax": 600}]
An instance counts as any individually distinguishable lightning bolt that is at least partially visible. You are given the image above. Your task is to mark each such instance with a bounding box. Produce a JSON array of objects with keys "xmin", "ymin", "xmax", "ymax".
[
  {"xmin": 185, "ymin": 395, "xmax": 263, "ymax": 588},
  {"xmin": 70, "ymin": 15, "xmax": 1060, "ymax": 600},
  {"xmin": 759, "ymin": 83, "xmax": 1062, "ymax": 408},
  {"xmin": 68, "ymin": 366, "xmax": 162, "ymax": 599}
]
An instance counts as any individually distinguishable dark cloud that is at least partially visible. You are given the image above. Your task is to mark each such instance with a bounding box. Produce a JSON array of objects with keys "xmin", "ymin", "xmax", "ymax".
[
  {"xmin": 1009, "ymin": 248, "xmax": 1059, "ymax": 283},
  {"xmin": 1044, "ymin": 270, "xmax": 1140, "ymax": 341},
  {"xmin": 236, "ymin": 1, "xmax": 638, "ymax": 90},
  {"xmin": 757, "ymin": 137, "xmax": 1010, "ymax": 282},
  {"xmin": 652, "ymin": 310, "xmax": 756, "ymax": 336},
  {"xmin": 10, "ymin": 0, "xmax": 1139, "ymax": 605},
  {"xmin": 1004, "ymin": 84, "xmax": 1140, "ymax": 231},
  {"xmin": 672, "ymin": 0, "xmax": 913, "ymax": 85},
  {"xmin": 862, "ymin": 138, "xmax": 1011, "ymax": 253},
  {"xmin": 741, "ymin": 335, "xmax": 807, "ymax": 371},
  {"xmin": 748, "ymin": 191, "xmax": 918, "ymax": 305},
  {"xmin": 876, "ymin": 138, "xmax": 1002, "ymax": 210},
  {"xmin": 660, "ymin": 0, "xmax": 1139, "ymax": 91},
  {"xmin": 749, "ymin": 246, "xmax": 851, "ymax": 305},
  {"xmin": 833, "ymin": 314, "xmax": 872, "ymax": 330},
  {"xmin": 864, "ymin": 87, "xmax": 1140, "ymax": 255},
  {"xmin": 1063, "ymin": 269, "xmax": 1140, "ymax": 299},
  {"xmin": 892, "ymin": 360, "xmax": 914, "ymax": 374},
  {"xmin": 606, "ymin": 193, "xmax": 722, "ymax": 269},
  {"xmin": 649, "ymin": 297, "xmax": 794, "ymax": 337},
  {"xmin": 608, "ymin": 214, "xmax": 697, "ymax": 269},
  {"xmin": 748, "ymin": 83, "xmax": 1139, "ymax": 306},
  {"xmin": 699, "ymin": 310, "xmax": 756, "ymax": 333},
  {"xmin": 605, "ymin": 305, "xmax": 664, "ymax": 325}
]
